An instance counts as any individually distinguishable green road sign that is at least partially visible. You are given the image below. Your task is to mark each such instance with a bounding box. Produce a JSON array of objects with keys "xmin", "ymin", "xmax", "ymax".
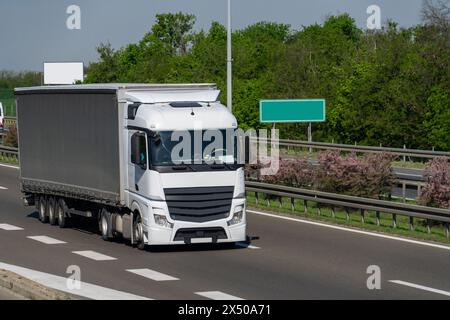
[{"xmin": 259, "ymin": 99, "xmax": 326, "ymax": 123}]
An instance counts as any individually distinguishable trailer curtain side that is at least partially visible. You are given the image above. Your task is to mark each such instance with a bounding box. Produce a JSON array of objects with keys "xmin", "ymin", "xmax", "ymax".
[{"xmin": 16, "ymin": 90, "xmax": 122, "ymax": 205}]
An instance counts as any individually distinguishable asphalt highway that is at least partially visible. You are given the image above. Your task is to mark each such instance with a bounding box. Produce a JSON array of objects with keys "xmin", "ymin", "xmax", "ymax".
[{"xmin": 0, "ymin": 164, "xmax": 449, "ymax": 300}]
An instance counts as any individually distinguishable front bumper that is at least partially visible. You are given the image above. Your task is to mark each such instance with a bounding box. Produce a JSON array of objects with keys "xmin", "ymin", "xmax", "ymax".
[{"xmin": 145, "ymin": 218, "xmax": 246, "ymax": 245}]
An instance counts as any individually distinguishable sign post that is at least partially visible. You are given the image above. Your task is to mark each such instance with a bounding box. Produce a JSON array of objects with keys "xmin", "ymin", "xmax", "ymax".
[
  {"xmin": 260, "ymin": 99, "xmax": 326, "ymax": 152},
  {"xmin": 308, "ymin": 122, "xmax": 312, "ymax": 152}
]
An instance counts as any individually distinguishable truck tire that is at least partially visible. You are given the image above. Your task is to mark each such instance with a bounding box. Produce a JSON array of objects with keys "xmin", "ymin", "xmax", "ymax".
[
  {"xmin": 57, "ymin": 198, "xmax": 68, "ymax": 228},
  {"xmin": 38, "ymin": 196, "xmax": 49, "ymax": 223},
  {"xmin": 100, "ymin": 209, "xmax": 112, "ymax": 241},
  {"xmin": 134, "ymin": 214, "xmax": 145, "ymax": 250},
  {"xmin": 48, "ymin": 197, "xmax": 57, "ymax": 225}
]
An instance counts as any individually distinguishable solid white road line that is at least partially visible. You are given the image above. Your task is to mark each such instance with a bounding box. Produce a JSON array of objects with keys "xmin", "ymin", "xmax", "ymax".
[
  {"xmin": 0, "ymin": 186, "xmax": 7, "ymax": 190},
  {"xmin": 236, "ymin": 242, "xmax": 260, "ymax": 249},
  {"xmin": 247, "ymin": 209, "xmax": 450, "ymax": 251},
  {"xmin": 195, "ymin": 291, "xmax": 244, "ymax": 300},
  {"xmin": 0, "ymin": 223, "xmax": 23, "ymax": 231},
  {"xmin": 27, "ymin": 236, "xmax": 66, "ymax": 245},
  {"xmin": 389, "ymin": 280, "xmax": 450, "ymax": 297},
  {"xmin": 127, "ymin": 268, "xmax": 179, "ymax": 281},
  {"xmin": 72, "ymin": 250, "xmax": 117, "ymax": 261},
  {"xmin": 0, "ymin": 262, "xmax": 151, "ymax": 300},
  {"xmin": 0, "ymin": 163, "xmax": 19, "ymax": 169}
]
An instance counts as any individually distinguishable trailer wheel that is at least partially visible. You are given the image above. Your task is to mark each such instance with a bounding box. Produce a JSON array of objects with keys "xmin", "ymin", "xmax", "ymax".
[
  {"xmin": 48, "ymin": 197, "xmax": 57, "ymax": 225},
  {"xmin": 100, "ymin": 209, "xmax": 112, "ymax": 241},
  {"xmin": 57, "ymin": 198, "xmax": 68, "ymax": 228},
  {"xmin": 134, "ymin": 214, "xmax": 145, "ymax": 250},
  {"xmin": 38, "ymin": 196, "xmax": 48, "ymax": 223}
]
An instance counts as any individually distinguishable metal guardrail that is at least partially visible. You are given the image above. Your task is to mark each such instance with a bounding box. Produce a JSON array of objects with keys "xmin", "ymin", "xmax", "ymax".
[
  {"xmin": 257, "ymin": 138, "xmax": 450, "ymax": 159},
  {"xmin": 246, "ymin": 181, "xmax": 450, "ymax": 238}
]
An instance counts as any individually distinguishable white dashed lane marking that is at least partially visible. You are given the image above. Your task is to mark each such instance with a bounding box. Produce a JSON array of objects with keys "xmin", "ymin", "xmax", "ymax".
[
  {"xmin": 27, "ymin": 236, "xmax": 66, "ymax": 245},
  {"xmin": 390, "ymin": 280, "xmax": 450, "ymax": 297},
  {"xmin": 72, "ymin": 250, "xmax": 117, "ymax": 261},
  {"xmin": 0, "ymin": 186, "xmax": 7, "ymax": 190},
  {"xmin": 0, "ymin": 223, "xmax": 23, "ymax": 231},
  {"xmin": 195, "ymin": 291, "xmax": 244, "ymax": 300},
  {"xmin": 127, "ymin": 268, "xmax": 179, "ymax": 281}
]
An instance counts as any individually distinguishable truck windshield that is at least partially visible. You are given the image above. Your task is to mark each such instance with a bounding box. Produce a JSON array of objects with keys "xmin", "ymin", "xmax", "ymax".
[{"xmin": 150, "ymin": 130, "xmax": 239, "ymax": 166}]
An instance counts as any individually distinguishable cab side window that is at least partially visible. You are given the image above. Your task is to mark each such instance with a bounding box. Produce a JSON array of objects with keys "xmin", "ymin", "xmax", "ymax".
[{"xmin": 131, "ymin": 132, "xmax": 147, "ymax": 169}]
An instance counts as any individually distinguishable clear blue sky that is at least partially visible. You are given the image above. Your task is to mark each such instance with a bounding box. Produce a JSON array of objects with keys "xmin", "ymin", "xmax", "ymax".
[{"xmin": 0, "ymin": 0, "xmax": 424, "ymax": 71}]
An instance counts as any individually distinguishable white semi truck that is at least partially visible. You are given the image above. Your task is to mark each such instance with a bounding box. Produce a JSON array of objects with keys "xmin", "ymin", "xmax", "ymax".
[{"xmin": 15, "ymin": 84, "xmax": 247, "ymax": 249}]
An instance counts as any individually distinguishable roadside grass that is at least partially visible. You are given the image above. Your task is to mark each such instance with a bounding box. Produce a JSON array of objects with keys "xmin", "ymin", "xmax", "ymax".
[
  {"xmin": 391, "ymin": 160, "xmax": 427, "ymax": 170},
  {"xmin": 246, "ymin": 192, "xmax": 450, "ymax": 245},
  {"xmin": 0, "ymin": 154, "xmax": 18, "ymax": 165}
]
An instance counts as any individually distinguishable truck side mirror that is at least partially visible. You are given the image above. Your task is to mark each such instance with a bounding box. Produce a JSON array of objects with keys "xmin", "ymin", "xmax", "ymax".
[{"xmin": 244, "ymin": 136, "xmax": 249, "ymax": 164}]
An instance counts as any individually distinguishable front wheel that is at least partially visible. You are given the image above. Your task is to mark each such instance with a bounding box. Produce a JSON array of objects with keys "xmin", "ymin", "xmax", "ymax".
[{"xmin": 134, "ymin": 214, "xmax": 146, "ymax": 250}]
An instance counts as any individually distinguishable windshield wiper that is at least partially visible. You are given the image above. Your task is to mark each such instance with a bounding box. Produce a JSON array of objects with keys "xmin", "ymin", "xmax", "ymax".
[
  {"xmin": 211, "ymin": 162, "xmax": 235, "ymax": 170},
  {"xmin": 185, "ymin": 164, "xmax": 197, "ymax": 172},
  {"xmin": 172, "ymin": 165, "xmax": 188, "ymax": 171}
]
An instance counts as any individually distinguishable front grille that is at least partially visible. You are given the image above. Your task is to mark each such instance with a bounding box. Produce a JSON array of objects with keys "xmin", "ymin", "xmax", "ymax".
[{"xmin": 164, "ymin": 186, "xmax": 234, "ymax": 222}]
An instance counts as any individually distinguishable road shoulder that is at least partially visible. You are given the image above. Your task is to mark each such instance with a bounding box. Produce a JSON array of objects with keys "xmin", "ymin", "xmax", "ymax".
[{"xmin": 0, "ymin": 269, "xmax": 78, "ymax": 300}]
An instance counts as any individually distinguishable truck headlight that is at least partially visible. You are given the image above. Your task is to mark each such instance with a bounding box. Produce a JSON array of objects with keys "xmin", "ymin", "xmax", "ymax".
[
  {"xmin": 227, "ymin": 207, "xmax": 244, "ymax": 226},
  {"xmin": 154, "ymin": 214, "xmax": 174, "ymax": 229}
]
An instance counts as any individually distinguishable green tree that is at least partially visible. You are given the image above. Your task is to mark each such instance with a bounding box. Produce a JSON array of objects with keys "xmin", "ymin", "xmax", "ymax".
[
  {"xmin": 423, "ymin": 86, "xmax": 450, "ymax": 150},
  {"xmin": 151, "ymin": 12, "xmax": 196, "ymax": 55},
  {"xmin": 85, "ymin": 43, "xmax": 119, "ymax": 83}
]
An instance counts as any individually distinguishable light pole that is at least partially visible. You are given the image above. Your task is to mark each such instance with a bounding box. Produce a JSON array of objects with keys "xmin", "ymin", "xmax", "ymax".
[{"xmin": 227, "ymin": 0, "xmax": 232, "ymax": 113}]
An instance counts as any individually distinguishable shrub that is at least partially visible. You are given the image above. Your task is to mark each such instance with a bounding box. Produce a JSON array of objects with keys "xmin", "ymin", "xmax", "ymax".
[
  {"xmin": 418, "ymin": 157, "xmax": 450, "ymax": 209},
  {"xmin": 315, "ymin": 151, "xmax": 394, "ymax": 198},
  {"xmin": 261, "ymin": 157, "xmax": 315, "ymax": 188}
]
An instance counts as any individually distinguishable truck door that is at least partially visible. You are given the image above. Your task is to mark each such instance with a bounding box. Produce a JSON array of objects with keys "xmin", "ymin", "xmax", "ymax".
[{"xmin": 128, "ymin": 131, "xmax": 148, "ymax": 193}]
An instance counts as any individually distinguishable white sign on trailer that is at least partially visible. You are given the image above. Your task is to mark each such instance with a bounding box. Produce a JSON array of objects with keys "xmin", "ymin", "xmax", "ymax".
[{"xmin": 44, "ymin": 62, "xmax": 84, "ymax": 85}]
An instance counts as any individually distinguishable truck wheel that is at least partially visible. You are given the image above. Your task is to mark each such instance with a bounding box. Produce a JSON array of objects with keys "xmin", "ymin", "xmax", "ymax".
[
  {"xmin": 57, "ymin": 199, "xmax": 68, "ymax": 228},
  {"xmin": 134, "ymin": 214, "xmax": 145, "ymax": 250},
  {"xmin": 38, "ymin": 197, "xmax": 48, "ymax": 223},
  {"xmin": 100, "ymin": 209, "xmax": 112, "ymax": 241},
  {"xmin": 48, "ymin": 197, "xmax": 57, "ymax": 225}
]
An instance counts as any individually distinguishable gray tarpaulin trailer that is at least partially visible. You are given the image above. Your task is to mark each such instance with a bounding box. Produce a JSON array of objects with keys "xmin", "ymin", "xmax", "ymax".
[{"xmin": 16, "ymin": 86, "xmax": 123, "ymax": 205}]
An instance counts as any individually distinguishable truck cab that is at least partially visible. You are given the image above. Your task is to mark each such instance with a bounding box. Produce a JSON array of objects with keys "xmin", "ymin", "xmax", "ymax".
[{"xmin": 123, "ymin": 87, "xmax": 246, "ymax": 246}]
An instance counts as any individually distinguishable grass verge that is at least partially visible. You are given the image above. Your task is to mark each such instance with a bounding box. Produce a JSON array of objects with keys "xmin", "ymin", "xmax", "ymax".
[{"xmin": 0, "ymin": 154, "xmax": 18, "ymax": 165}]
